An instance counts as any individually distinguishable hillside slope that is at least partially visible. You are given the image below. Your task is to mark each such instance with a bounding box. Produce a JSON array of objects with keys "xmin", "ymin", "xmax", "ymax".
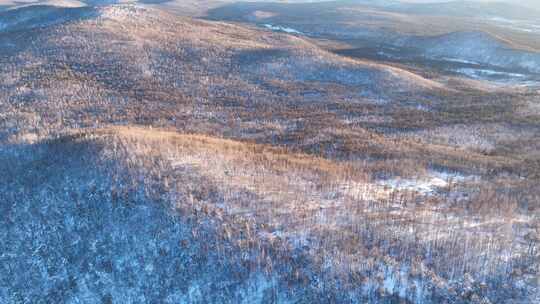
[
  {"xmin": 0, "ymin": 4, "xmax": 449, "ymax": 142},
  {"xmin": 207, "ymin": 0, "xmax": 540, "ymax": 72},
  {"xmin": 397, "ymin": 31, "xmax": 540, "ymax": 73},
  {"xmin": 0, "ymin": 4, "xmax": 539, "ymax": 304},
  {"xmin": 2, "ymin": 126, "xmax": 538, "ymax": 303}
]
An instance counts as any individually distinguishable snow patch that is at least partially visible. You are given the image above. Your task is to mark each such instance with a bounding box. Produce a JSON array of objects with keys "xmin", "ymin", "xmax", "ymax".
[
  {"xmin": 98, "ymin": 5, "xmax": 148, "ymax": 21},
  {"xmin": 441, "ymin": 57, "xmax": 479, "ymax": 65},
  {"xmin": 457, "ymin": 68, "xmax": 526, "ymax": 79},
  {"xmin": 263, "ymin": 24, "xmax": 303, "ymax": 35},
  {"xmin": 455, "ymin": 67, "xmax": 540, "ymax": 86},
  {"xmin": 377, "ymin": 171, "xmax": 469, "ymax": 195},
  {"xmin": 488, "ymin": 17, "xmax": 540, "ymax": 33}
]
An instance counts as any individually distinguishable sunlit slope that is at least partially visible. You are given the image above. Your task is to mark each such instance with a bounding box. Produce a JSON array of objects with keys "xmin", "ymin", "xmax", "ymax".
[{"xmin": 0, "ymin": 4, "xmax": 447, "ymax": 141}]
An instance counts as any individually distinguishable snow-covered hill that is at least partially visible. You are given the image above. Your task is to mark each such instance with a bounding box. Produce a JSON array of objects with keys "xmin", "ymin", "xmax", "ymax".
[
  {"xmin": 0, "ymin": 4, "xmax": 538, "ymax": 304},
  {"xmin": 2, "ymin": 127, "xmax": 537, "ymax": 303},
  {"xmin": 398, "ymin": 31, "xmax": 540, "ymax": 74},
  {"xmin": 0, "ymin": 5, "xmax": 96, "ymax": 32}
]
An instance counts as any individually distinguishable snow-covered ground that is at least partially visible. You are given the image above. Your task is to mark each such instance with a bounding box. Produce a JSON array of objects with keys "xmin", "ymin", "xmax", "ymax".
[
  {"xmin": 488, "ymin": 16, "xmax": 540, "ymax": 33},
  {"xmin": 456, "ymin": 67, "xmax": 526, "ymax": 79},
  {"xmin": 455, "ymin": 67, "xmax": 540, "ymax": 86},
  {"xmin": 376, "ymin": 170, "xmax": 471, "ymax": 195},
  {"xmin": 263, "ymin": 24, "xmax": 303, "ymax": 35},
  {"xmin": 441, "ymin": 57, "xmax": 479, "ymax": 65}
]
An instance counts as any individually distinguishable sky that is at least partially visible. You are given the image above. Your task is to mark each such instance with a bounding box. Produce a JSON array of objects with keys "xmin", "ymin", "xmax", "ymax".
[
  {"xmin": 396, "ymin": 0, "xmax": 539, "ymax": 9},
  {"xmin": 1, "ymin": 0, "xmax": 539, "ymax": 12}
]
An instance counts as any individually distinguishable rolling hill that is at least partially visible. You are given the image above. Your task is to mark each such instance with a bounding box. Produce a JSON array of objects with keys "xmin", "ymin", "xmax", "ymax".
[
  {"xmin": 2, "ymin": 126, "xmax": 538, "ymax": 303},
  {"xmin": 206, "ymin": 0, "xmax": 540, "ymax": 73},
  {"xmin": 0, "ymin": 4, "xmax": 449, "ymax": 142},
  {"xmin": 0, "ymin": 4, "xmax": 538, "ymax": 304}
]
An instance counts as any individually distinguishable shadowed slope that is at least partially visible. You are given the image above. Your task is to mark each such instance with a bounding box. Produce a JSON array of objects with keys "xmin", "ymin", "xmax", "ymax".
[{"xmin": 2, "ymin": 126, "xmax": 537, "ymax": 303}]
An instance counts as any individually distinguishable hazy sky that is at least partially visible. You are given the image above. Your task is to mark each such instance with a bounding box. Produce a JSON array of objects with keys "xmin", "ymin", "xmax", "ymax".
[
  {"xmin": 0, "ymin": 0, "xmax": 538, "ymax": 12},
  {"xmin": 278, "ymin": 0, "xmax": 539, "ymax": 9},
  {"xmin": 393, "ymin": 0, "xmax": 539, "ymax": 8}
]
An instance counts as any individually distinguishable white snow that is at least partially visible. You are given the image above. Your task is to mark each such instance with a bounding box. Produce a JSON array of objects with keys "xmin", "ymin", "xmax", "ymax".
[
  {"xmin": 441, "ymin": 57, "xmax": 479, "ymax": 65},
  {"xmin": 377, "ymin": 171, "xmax": 469, "ymax": 195},
  {"xmin": 457, "ymin": 68, "xmax": 526, "ymax": 79},
  {"xmin": 98, "ymin": 5, "xmax": 148, "ymax": 21},
  {"xmin": 455, "ymin": 68, "xmax": 540, "ymax": 87},
  {"xmin": 263, "ymin": 24, "xmax": 303, "ymax": 35},
  {"xmin": 488, "ymin": 17, "xmax": 540, "ymax": 33}
]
